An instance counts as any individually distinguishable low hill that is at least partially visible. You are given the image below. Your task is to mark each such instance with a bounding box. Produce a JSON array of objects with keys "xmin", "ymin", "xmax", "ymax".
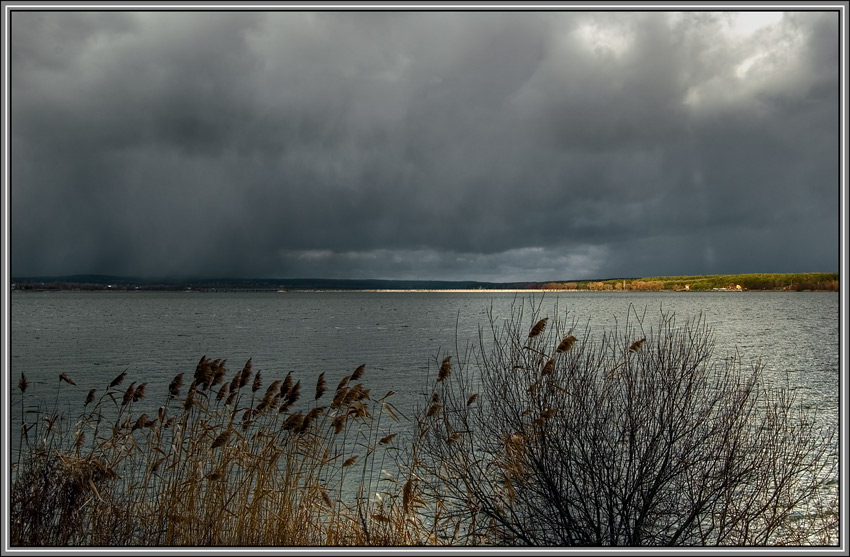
[{"xmin": 10, "ymin": 275, "xmax": 541, "ymax": 292}]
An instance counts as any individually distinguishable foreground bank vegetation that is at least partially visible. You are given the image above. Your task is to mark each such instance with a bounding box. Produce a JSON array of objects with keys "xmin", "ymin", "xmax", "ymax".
[{"xmin": 11, "ymin": 301, "xmax": 839, "ymax": 547}]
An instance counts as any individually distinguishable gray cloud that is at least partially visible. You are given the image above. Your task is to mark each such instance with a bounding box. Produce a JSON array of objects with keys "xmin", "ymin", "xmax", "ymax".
[{"xmin": 10, "ymin": 9, "xmax": 840, "ymax": 281}]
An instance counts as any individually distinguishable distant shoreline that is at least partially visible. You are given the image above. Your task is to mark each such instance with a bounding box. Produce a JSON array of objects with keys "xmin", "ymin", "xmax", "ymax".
[{"xmin": 10, "ymin": 272, "xmax": 839, "ymax": 293}]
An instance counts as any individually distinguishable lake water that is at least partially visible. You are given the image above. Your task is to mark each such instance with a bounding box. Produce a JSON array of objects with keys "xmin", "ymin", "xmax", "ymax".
[{"xmin": 8, "ymin": 290, "xmax": 841, "ymax": 460}]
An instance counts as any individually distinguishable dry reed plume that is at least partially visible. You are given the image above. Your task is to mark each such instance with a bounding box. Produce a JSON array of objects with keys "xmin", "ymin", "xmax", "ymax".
[{"xmin": 11, "ymin": 357, "xmax": 424, "ymax": 547}]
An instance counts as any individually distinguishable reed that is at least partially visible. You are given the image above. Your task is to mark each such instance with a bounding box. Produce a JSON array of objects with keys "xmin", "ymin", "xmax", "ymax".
[{"xmin": 10, "ymin": 356, "xmax": 419, "ymax": 547}]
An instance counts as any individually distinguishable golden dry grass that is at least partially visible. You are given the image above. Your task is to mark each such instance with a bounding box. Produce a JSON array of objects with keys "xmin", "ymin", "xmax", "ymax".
[{"xmin": 11, "ymin": 357, "xmax": 433, "ymax": 547}]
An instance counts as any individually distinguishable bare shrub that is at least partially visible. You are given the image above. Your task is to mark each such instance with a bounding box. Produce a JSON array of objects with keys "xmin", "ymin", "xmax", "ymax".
[{"xmin": 407, "ymin": 299, "xmax": 838, "ymax": 546}]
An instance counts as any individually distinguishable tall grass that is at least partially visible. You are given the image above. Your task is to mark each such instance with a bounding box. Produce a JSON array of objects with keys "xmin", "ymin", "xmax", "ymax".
[
  {"xmin": 10, "ymin": 300, "xmax": 839, "ymax": 547},
  {"xmin": 11, "ymin": 357, "xmax": 430, "ymax": 546}
]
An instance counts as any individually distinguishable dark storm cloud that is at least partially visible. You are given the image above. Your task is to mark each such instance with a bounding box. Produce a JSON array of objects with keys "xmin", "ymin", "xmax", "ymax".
[{"xmin": 9, "ymin": 9, "xmax": 840, "ymax": 281}]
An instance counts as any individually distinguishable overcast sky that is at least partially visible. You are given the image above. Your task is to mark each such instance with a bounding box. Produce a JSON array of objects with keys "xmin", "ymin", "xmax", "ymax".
[{"xmin": 8, "ymin": 7, "xmax": 841, "ymax": 281}]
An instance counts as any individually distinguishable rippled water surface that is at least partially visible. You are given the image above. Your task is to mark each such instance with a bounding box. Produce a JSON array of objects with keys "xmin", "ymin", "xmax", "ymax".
[{"xmin": 9, "ymin": 290, "xmax": 840, "ymax": 449}]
